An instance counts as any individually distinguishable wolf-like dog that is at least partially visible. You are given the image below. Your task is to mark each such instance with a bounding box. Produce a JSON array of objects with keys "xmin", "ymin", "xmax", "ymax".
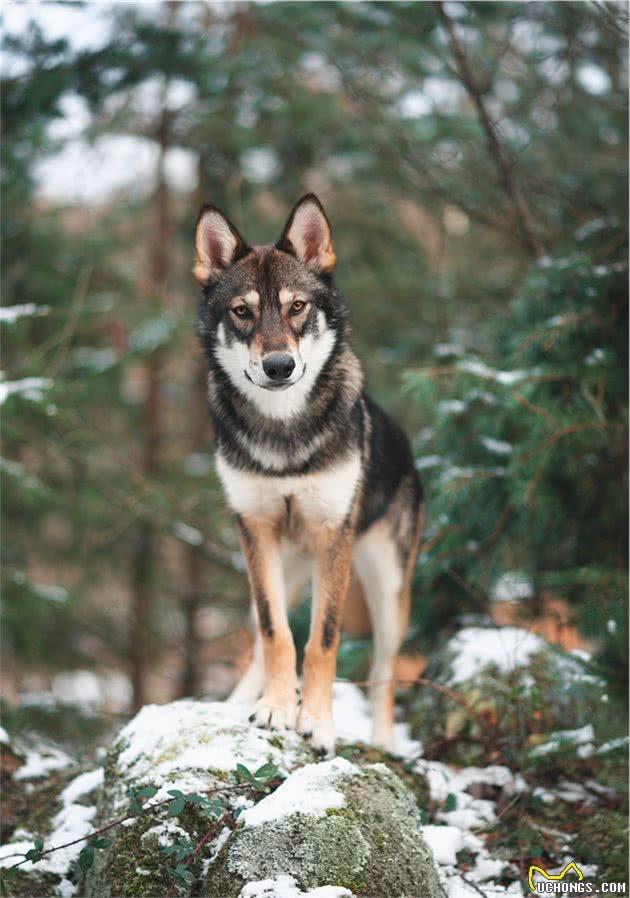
[{"xmin": 194, "ymin": 194, "xmax": 423, "ymax": 754}]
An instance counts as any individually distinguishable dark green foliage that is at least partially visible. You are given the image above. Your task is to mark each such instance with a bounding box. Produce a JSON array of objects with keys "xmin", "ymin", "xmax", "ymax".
[{"xmin": 406, "ymin": 249, "xmax": 628, "ymax": 698}]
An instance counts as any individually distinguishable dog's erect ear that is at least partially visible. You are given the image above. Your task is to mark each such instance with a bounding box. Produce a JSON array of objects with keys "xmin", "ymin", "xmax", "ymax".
[
  {"xmin": 194, "ymin": 205, "xmax": 250, "ymax": 285},
  {"xmin": 276, "ymin": 194, "xmax": 336, "ymax": 274}
]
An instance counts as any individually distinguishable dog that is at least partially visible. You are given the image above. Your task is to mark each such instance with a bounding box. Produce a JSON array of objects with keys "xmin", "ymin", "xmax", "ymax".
[{"xmin": 194, "ymin": 194, "xmax": 423, "ymax": 754}]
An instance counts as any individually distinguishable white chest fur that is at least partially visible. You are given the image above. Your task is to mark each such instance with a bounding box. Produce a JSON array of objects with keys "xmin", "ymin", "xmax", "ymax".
[{"xmin": 215, "ymin": 451, "xmax": 362, "ymax": 527}]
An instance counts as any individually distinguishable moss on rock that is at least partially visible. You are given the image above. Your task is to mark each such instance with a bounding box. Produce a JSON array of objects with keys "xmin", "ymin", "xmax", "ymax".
[{"xmin": 206, "ymin": 762, "xmax": 441, "ymax": 898}]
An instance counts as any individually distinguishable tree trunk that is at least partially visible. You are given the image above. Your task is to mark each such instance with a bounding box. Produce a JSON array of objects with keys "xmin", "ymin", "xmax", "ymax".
[{"xmin": 130, "ymin": 102, "xmax": 172, "ymax": 712}]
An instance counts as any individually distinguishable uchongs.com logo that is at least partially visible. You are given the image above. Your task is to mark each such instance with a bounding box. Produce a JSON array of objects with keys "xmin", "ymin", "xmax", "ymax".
[{"xmin": 528, "ymin": 862, "xmax": 627, "ymax": 894}]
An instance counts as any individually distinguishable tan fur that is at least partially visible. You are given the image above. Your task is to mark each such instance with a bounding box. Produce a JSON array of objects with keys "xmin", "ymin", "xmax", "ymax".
[
  {"xmin": 299, "ymin": 523, "xmax": 355, "ymax": 740},
  {"xmin": 237, "ymin": 514, "xmax": 298, "ymax": 727}
]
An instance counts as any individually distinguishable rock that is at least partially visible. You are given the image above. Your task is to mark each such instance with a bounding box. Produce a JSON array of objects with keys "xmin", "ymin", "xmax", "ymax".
[
  {"xmin": 208, "ymin": 758, "xmax": 441, "ymax": 898},
  {"xmin": 408, "ymin": 625, "xmax": 606, "ymax": 766},
  {"xmin": 83, "ymin": 700, "xmax": 440, "ymax": 898}
]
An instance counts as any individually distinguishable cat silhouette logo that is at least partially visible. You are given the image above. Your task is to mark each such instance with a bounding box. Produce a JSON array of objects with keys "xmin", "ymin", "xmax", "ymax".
[{"xmin": 528, "ymin": 861, "xmax": 584, "ymax": 892}]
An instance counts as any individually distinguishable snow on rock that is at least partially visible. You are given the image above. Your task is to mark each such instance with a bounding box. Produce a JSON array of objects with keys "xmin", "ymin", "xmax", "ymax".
[
  {"xmin": 239, "ymin": 877, "xmax": 354, "ymax": 898},
  {"xmin": 242, "ymin": 758, "xmax": 356, "ymax": 827},
  {"xmin": 115, "ymin": 700, "xmax": 310, "ymax": 796},
  {"xmin": 445, "ymin": 626, "xmax": 549, "ymax": 685}
]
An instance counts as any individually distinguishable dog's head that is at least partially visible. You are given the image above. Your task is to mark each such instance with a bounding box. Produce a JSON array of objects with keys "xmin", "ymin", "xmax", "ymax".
[{"xmin": 195, "ymin": 194, "xmax": 345, "ymax": 416}]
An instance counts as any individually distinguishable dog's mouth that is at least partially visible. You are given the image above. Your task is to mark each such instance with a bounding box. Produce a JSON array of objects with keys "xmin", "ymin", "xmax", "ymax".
[{"xmin": 245, "ymin": 368, "xmax": 305, "ymax": 391}]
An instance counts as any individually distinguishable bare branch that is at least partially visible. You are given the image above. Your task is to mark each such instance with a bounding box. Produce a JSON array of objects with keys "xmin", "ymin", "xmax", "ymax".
[{"xmin": 434, "ymin": 2, "xmax": 545, "ymax": 259}]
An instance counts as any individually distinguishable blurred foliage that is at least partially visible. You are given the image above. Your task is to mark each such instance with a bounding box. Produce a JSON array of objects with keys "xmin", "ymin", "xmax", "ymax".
[{"xmin": 0, "ymin": 2, "xmax": 627, "ymax": 708}]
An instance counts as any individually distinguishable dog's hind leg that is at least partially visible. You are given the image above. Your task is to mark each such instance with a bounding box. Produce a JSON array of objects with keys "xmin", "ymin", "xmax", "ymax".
[
  {"xmin": 228, "ymin": 611, "xmax": 264, "ymax": 703},
  {"xmin": 353, "ymin": 504, "xmax": 423, "ymax": 751},
  {"xmin": 353, "ymin": 524, "xmax": 403, "ymax": 751}
]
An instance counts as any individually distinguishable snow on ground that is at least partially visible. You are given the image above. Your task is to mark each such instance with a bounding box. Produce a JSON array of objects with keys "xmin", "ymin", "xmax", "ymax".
[
  {"xmin": 240, "ymin": 877, "xmax": 354, "ymax": 898},
  {"xmin": 417, "ymin": 757, "xmax": 527, "ymax": 896},
  {"xmin": 530, "ymin": 724, "xmax": 594, "ymax": 757},
  {"xmin": 0, "ymin": 766, "xmax": 102, "ymax": 896},
  {"xmin": 242, "ymin": 758, "xmax": 355, "ymax": 827},
  {"xmin": 332, "ymin": 682, "xmax": 421, "ymax": 758},
  {"xmin": 14, "ymin": 744, "xmax": 74, "ymax": 781}
]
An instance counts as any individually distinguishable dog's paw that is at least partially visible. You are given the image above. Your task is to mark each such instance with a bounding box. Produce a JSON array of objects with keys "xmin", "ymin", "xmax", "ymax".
[
  {"xmin": 297, "ymin": 709, "xmax": 336, "ymax": 756},
  {"xmin": 249, "ymin": 697, "xmax": 297, "ymax": 731}
]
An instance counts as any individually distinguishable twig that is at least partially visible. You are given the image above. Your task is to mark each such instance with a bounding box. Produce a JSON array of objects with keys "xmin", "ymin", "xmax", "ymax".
[
  {"xmin": 459, "ymin": 872, "xmax": 490, "ymax": 897},
  {"xmin": 165, "ymin": 812, "xmax": 230, "ymax": 898},
  {"xmin": 337, "ymin": 675, "xmax": 483, "ymax": 724},
  {"xmin": 519, "ymin": 420, "xmax": 624, "ymax": 463},
  {"xmin": 514, "ymin": 394, "xmax": 559, "ymax": 425},
  {"xmin": 434, "ymin": 2, "xmax": 544, "ymax": 259}
]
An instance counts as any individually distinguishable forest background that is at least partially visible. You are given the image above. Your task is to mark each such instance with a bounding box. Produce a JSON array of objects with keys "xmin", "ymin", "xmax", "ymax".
[{"xmin": 1, "ymin": 1, "xmax": 627, "ymax": 758}]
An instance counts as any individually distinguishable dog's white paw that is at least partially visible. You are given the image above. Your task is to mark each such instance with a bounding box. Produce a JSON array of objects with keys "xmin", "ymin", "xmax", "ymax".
[
  {"xmin": 250, "ymin": 698, "xmax": 297, "ymax": 731},
  {"xmin": 297, "ymin": 709, "xmax": 336, "ymax": 756}
]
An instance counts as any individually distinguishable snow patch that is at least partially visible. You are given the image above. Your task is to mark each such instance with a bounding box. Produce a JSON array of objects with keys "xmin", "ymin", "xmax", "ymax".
[
  {"xmin": 422, "ymin": 825, "xmax": 463, "ymax": 865},
  {"xmin": 0, "ymin": 304, "xmax": 50, "ymax": 323},
  {"xmin": 445, "ymin": 626, "xmax": 548, "ymax": 685},
  {"xmin": 530, "ymin": 724, "xmax": 594, "ymax": 757},
  {"xmin": 115, "ymin": 700, "xmax": 309, "ymax": 798},
  {"xmin": 0, "ymin": 377, "xmax": 53, "ymax": 405},
  {"xmin": 239, "ymin": 876, "xmax": 354, "ymax": 898},
  {"xmin": 455, "ymin": 358, "xmax": 540, "ymax": 385},
  {"xmin": 480, "ymin": 436, "xmax": 512, "ymax": 456},
  {"xmin": 242, "ymin": 758, "xmax": 356, "ymax": 827},
  {"xmin": 15, "ymin": 744, "xmax": 73, "ymax": 780},
  {"xmin": 491, "ymin": 572, "xmax": 534, "ymax": 603},
  {"xmin": 415, "ymin": 454, "xmax": 443, "ymax": 471},
  {"xmin": 0, "ymin": 768, "xmax": 102, "ymax": 880},
  {"xmin": 172, "ymin": 520, "xmax": 204, "ymax": 546},
  {"xmin": 332, "ymin": 682, "xmax": 421, "ymax": 758}
]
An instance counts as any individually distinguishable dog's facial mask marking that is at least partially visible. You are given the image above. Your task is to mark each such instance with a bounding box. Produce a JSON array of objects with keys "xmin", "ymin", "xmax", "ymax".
[{"xmin": 194, "ymin": 196, "xmax": 338, "ymax": 417}]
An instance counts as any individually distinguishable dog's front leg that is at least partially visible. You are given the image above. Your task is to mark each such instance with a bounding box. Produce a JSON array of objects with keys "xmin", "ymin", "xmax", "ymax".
[
  {"xmin": 298, "ymin": 525, "xmax": 353, "ymax": 754},
  {"xmin": 236, "ymin": 514, "xmax": 298, "ymax": 730}
]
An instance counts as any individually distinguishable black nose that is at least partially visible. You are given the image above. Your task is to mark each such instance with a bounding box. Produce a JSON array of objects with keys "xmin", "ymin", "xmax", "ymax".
[{"xmin": 262, "ymin": 352, "xmax": 295, "ymax": 381}]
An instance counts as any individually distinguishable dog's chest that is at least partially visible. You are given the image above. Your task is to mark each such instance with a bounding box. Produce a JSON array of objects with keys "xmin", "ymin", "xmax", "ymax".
[{"xmin": 215, "ymin": 451, "xmax": 361, "ymax": 528}]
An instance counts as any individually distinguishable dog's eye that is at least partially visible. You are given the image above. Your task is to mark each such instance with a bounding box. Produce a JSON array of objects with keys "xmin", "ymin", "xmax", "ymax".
[
  {"xmin": 289, "ymin": 300, "xmax": 306, "ymax": 315},
  {"xmin": 231, "ymin": 305, "xmax": 252, "ymax": 319}
]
